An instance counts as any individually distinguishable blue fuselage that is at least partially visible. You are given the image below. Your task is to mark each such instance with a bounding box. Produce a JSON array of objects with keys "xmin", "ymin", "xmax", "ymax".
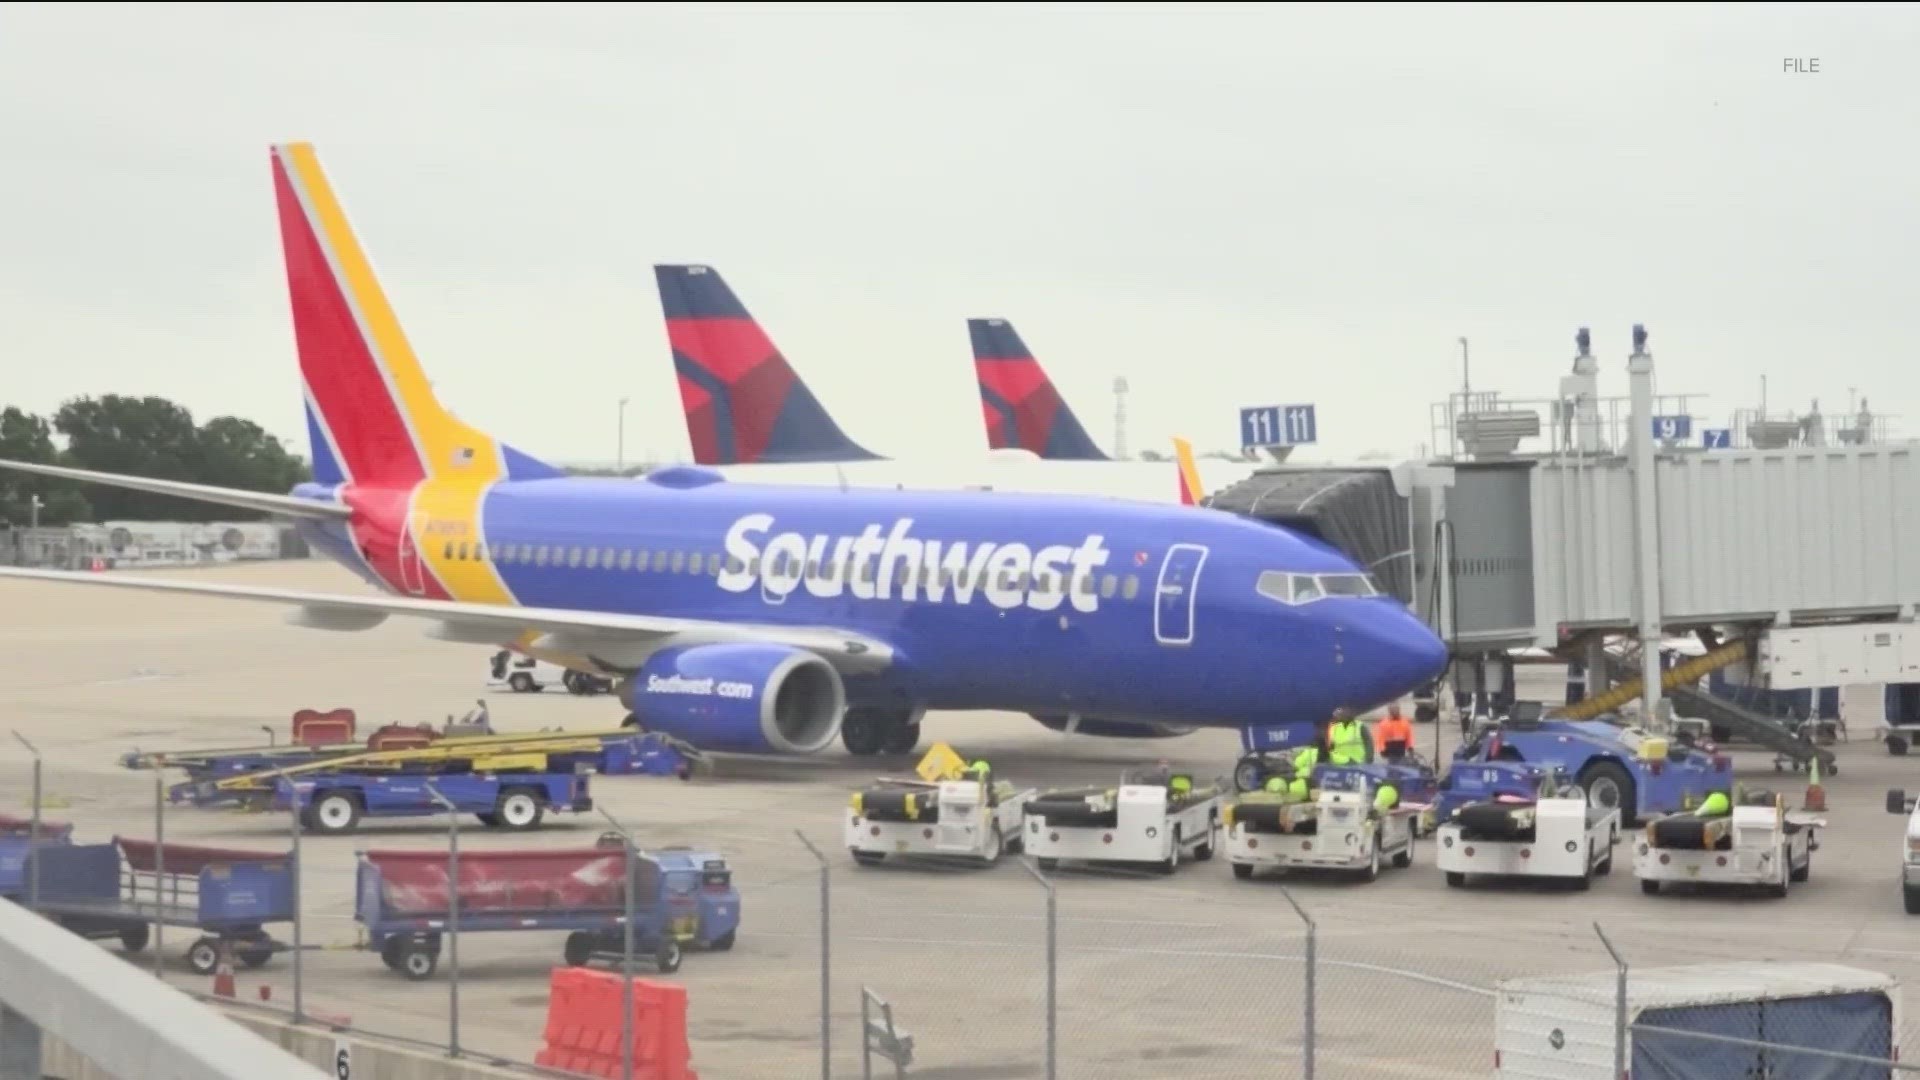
[{"xmin": 294, "ymin": 468, "xmax": 1449, "ymax": 730}]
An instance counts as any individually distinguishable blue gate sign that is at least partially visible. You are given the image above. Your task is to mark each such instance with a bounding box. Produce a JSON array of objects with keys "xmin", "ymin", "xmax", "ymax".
[
  {"xmin": 1240, "ymin": 404, "xmax": 1318, "ymax": 448},
  {"xmin": 1702, "ymin": 428, "xmax": 1732, "ymax": 450},
  {"xmin": 1651, "ymin": 415, "xmax": 1693, "ymax": 441}
]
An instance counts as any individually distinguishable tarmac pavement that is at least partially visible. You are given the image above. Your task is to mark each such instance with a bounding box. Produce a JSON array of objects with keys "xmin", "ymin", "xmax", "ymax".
[{"xmin": 2, "ymin": 558, "xmax": 1915, "ymax": 1079}]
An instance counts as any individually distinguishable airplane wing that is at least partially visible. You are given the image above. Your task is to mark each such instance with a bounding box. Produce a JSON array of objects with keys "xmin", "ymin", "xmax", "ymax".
[
  {"xmin": 0, "ymin": 567, "xmax": 894, "ymax": 676},
  {"xmin": 0, "ymin": 458, "xmax": 349, "ymax": 521}
]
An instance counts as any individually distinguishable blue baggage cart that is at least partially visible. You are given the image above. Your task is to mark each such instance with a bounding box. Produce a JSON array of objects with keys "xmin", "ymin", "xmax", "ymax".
[
  {"xmin": 23, "ymin": 836, "xmax": 296, "ymax": 975},
  {"xmin": 356, "ymin": 845, "xmax": 685, "ymax": 980},
  {"xmin": 0, "ymin": 813, "xmax": 73, "ymax": 899}
]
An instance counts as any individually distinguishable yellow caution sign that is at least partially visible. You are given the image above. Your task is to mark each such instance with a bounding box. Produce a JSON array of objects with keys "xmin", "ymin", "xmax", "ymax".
[{"xmin": 916, "ymin": 743, "xmax": 967, "ymax": 783}]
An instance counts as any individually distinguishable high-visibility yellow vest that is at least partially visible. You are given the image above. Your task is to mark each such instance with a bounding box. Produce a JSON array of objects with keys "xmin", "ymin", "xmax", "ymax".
[{"xmin": 1328, "ymin": 720, "xmax": 1367, "ymax": 764}]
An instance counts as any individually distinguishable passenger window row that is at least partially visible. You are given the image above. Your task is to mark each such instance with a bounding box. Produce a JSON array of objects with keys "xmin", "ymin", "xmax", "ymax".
[{"xmin": 441, "ymin": 539, "xmax": 1144, "ymax": 600}]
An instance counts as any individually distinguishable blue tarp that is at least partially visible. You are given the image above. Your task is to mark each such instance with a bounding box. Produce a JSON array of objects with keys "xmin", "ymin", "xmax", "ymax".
[{"xmin": 1633, "ymin": 991, "xmax": 1893, "ymax": 1080}]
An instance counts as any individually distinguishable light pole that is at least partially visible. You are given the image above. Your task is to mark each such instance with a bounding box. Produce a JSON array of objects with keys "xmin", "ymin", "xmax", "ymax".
[
  {"xmin": 28, "ymin": 494, "xmax": 42, "ymax": 530},
  {"xmin": 617, "ymin": 398, "xmax": 630, "ymax": 471}
]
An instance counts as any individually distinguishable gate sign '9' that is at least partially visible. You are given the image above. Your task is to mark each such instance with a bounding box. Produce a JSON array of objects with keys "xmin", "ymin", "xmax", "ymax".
[
  {"xmin": 1651, "ymin": 415, "xmax": 1692, "ymax": 441},
  {"xmin": 1240, "ymin": 404, "xmax": 1318, "ymax": 449}
]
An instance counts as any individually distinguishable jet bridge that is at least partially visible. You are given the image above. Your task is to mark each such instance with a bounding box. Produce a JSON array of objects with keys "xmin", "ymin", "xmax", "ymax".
[{"xmin": 1203, "ymin": 466, "xmax": 1414, "ymax": 606}]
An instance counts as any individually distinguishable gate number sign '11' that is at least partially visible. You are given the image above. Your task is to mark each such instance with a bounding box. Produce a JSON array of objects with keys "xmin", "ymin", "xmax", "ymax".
[{"xmin": 1240, "ymin": 405, "xmax": 1318, "ymax": 449}]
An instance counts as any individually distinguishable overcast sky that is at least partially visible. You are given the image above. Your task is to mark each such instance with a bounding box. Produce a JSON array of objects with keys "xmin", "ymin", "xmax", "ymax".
[{"xmin": 1, "ymin": 3, "xmax": 1911, "ymax": 466}]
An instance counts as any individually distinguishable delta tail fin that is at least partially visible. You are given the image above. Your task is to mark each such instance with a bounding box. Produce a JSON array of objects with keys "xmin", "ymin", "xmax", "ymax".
[
  {"xmin": 968, "ymin": 318, "xmax": 1111, "ymax": 461},
  {"xmin": 271, "ymin": 143, "xmax": 564, "ymax": 488},
  {"xmin": 655, "ymin": 265, "xmax": 881, "ymax": 466},
  {"xmin": 1172, "ymin": 436, "xmax": 1205, "ymax": 507}
]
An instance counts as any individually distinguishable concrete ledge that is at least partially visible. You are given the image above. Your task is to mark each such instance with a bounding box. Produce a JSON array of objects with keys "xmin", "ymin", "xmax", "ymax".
[{"xmin": 40, "ymin": 1009, "xmax": 536, "ymax": 1080}]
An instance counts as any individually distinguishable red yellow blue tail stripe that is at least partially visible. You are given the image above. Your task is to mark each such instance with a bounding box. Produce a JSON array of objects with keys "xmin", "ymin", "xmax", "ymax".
[{"xmin": 1173, "ymin": 437, "xmax": 1205, "ymax": 507}]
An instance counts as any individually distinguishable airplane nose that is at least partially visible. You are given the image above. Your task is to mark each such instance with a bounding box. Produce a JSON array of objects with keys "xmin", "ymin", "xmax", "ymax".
[{"xmin": 1346, "ymin": 607, "xmax": 1451, "ymax": 694}]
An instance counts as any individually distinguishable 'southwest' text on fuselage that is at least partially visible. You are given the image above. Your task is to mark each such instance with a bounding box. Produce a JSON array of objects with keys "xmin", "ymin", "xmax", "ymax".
[{"xmin": 717, "ymin": 514, "xmax": 1112, "ymax": 612}]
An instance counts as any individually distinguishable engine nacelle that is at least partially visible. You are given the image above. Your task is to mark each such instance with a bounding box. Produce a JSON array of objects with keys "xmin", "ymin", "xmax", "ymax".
[
  {"xmin": 631, "ymin": 643, "xmax": 846, "ymax": 755},
  {"xmin": 1029, "ymin": 714, "xmax": 1196, "ymax": 739}
]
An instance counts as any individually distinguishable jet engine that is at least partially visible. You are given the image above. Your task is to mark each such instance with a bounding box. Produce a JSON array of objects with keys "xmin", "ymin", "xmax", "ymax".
[
  {"xmin": 1030, "ymin": 714, "xmax": 1196, "ymax": 739},
  {"xmin": 632, "ymin": 643, "xmax": 846, "ymax": 754}
]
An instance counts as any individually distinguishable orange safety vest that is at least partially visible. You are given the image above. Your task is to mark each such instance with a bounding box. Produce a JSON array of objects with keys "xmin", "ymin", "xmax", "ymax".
[{"xmin": 1374, "ymin": 715, "xmax": 1414, "ymax": 753}]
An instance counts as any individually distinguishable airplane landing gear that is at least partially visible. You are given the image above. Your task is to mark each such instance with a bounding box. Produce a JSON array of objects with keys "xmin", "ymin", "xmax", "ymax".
[{"xmin": 842, "ymin": 708, "xmax": 921, "ymax": 757}]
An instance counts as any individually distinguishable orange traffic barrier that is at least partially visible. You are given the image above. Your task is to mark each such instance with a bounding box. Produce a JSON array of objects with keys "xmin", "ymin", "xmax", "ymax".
[{"xmin": 535, "ymin": 967, "xmax": 698, "ymax": 1080}]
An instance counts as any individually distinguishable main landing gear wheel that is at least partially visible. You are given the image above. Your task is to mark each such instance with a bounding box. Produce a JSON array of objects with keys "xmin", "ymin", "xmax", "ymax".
[
  {"xmin": 843, "ymin": 708, "xmax": 917, "ymax": 757},
  {"xmin": 882, "ymin": 722, "xmax": 922, "ymax": 755}
]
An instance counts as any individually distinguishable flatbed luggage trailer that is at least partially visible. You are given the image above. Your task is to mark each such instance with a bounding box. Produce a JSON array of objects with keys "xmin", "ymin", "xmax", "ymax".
[
  {"xmin": 1023, "ymin": 770, "xmax": 1223, "ymax": 874},
  {"xmin": 24, "ymin": 837, "xmax": 296, "ymax": 974},
  {"xmin": 1633, "ymin": 792, "xmax": 1822, "ymax": 898},
  {"xmin": 1224, "ymin": 767, "xmax": 1417, "ymax": 881},
  {"xmin": 356, "ymin": 847, "xmax": 684, "ymax": 981}
]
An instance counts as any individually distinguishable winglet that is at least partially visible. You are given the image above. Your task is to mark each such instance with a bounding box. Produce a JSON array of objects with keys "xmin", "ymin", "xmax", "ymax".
[{"xmin": 1173, "ymin": 436, "xmax": 1205, "ymax": 506}]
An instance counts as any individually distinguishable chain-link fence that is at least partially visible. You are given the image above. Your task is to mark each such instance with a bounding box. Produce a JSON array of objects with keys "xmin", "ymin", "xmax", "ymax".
[{"xmin": 10, "ymin": 747, "xmax": 1918, "ymax": 1080}]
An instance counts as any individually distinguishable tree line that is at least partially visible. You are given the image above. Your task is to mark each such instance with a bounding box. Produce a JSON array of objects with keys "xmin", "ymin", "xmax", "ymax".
[
  {"xmin": 0, "ymin": 395, "xmax": 313, "ymax": 526},
  {"xmin": 1, "ymin": 394, "xmax": 651, "ymax": 528}
]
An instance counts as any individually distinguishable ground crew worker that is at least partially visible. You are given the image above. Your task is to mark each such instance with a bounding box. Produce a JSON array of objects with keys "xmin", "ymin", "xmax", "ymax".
[
  {"xmin": 1327, "ymin": 709, "xmax": 1371, "ymax": 765},
  {"xmin": 968, "ymin": 759, "xmax": 994, "ymax": 802},
  {"xmin": 1374, "ymin": 704, "xmax": 1414, "ymax": 761},
  {"xmin": 1288, "ymin": 744, "xmax": 1320, "ymax": 800},
  {"xmin": 1263, "ymin": 776, "xmax": 1287, "ymax": 795},
  {"xmin": 1696, "ymin": 790, "xmax": 1730, "ymax": 817},
  {"xmin": 1169, "ymin": 775, "xmax": 1193, "ymax": 802}
]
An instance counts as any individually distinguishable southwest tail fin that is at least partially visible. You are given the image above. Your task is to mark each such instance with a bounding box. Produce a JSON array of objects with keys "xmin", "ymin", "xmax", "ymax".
[
  {"xmin": 270, "ymin": 143, "xmax": 563, "ymax": 488},
  {"xmin": 1172, "ymin": 437, "xmax": 1205, "ymax": 506},
  {"xmin": 654, "ymin": 265, "xmax": 881, "ymax": 466},
  {"xmin": 968, "ymin": 318, "xmax": 1111, "ymax": 461}
]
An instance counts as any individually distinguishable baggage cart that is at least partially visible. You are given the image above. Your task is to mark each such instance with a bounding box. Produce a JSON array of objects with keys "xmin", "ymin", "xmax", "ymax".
[
  {"xmin": 23, "ymin": 837, "xmax": 295, "ymax": 974},
  {"xmin": 0, "ymin": 813, "xmax": 73, "ymax": 899},
  {"xmin": 1436, "ymin": 788, "xmax": 1618, "ymax": 890},
  {"xmin": 1225, "ymin": 766, "xmax": 1417, "ymax": 881},
  {"xmin": 1633, "ymin": 791, "xmax": 1822, "ymax": 898},
  {"xmin": 1023, "ymin": 767, "xmax": 1223, "ymax": 874},
  {"xmin": 846, "ymin": 744, "xmax": 1035, "ymax": 867},
  {"xmin": 355, "ymin": 847, "xmax": 689, "ymax": 980}
]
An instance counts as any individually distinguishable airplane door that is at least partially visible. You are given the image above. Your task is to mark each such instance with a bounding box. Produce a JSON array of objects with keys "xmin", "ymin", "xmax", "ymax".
[
  {"xmin": 1154, "ymin": 544, "xmax": 1208, "ymax": 646},
  {"xmin": 397, "ymin": 515, "xmax": 428, "ymax": 596}
]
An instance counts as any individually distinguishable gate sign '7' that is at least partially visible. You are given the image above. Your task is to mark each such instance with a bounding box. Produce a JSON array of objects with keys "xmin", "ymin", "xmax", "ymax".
[
  {"xmin": 1702, "ymin": 428, "xmax": 1732, "ymax": 450},
  {"xmin": 1240, "ymin": 404, "xmax": 1318, "ymax": 449}
]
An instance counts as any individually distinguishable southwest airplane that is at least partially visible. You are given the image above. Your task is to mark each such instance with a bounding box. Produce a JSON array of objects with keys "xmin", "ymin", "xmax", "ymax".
[
  {"xmin": 0, "ymin": 143, "xmax": 1447, "ymax": 761},
  {"xmin": 652, "ymin": 264, "xmax": 1259, "ymax": 501}
]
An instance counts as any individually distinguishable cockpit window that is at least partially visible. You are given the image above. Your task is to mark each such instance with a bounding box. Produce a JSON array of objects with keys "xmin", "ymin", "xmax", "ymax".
[
  {"xmin": 1256, "ymin": 570, "xmax": 1379, "ymax": 605},
  {"xmin": 1256, "ymin": 570, "xmax": 1294, "ymax": 604},
  {"xmin": 1317, "ymin": 574, "xmax": 1378, "ymax": 598}
]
